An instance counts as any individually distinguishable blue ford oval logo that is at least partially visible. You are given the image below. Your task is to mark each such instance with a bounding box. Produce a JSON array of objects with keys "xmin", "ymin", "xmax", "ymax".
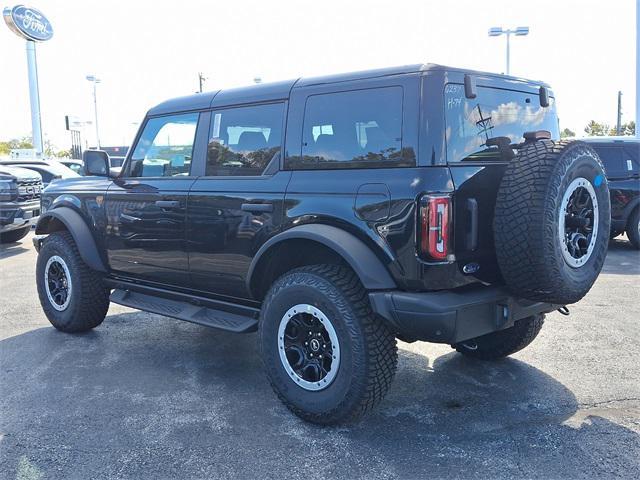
[
  {"xmin": 3, "ymin": 5, "xmax": 53, "ymax": 42},
  {"xmin": 462, "ymin": 262, "xmax": 480, "ymax": 274}
]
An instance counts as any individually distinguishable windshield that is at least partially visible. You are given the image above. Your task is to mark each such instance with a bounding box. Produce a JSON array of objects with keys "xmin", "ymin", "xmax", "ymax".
[{"xmin": 45, "ymin": 161, "xmax": 80, "ymax": 177}]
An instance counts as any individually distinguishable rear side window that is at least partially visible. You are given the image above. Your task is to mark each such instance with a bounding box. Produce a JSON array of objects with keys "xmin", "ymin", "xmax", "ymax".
[
  {"xmin": 206, "ymin": 103, "xmax": 284, "ymax": 176},
  {"xmin": 288, "ymin": 86, "xmax": 410, "ymax": 170},
  {"xmin": 129, "ymin": 113, "xmax": 198, "ymax": 177},
  {"xmin": 593, "ymin": 147, "xmax": 624, "ymax": 177},
  {"xmin": 594, "ymin": 145, "xmax": 640, "ymax": 178},
  {"xmin": 445, "ymin": 84, "xmax": 559, "ymax": 163}
]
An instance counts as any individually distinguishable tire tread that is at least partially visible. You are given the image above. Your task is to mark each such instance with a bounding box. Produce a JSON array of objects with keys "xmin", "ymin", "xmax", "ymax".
[{"xmin": 260, "ymin": 264, "xmax": 397, "ymax": 424}]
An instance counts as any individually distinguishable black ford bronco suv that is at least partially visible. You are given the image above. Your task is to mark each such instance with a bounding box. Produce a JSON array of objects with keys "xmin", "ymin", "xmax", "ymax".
[{"xmin": 33, "ymin": 64, "xmax": 611, "ymax": 424}]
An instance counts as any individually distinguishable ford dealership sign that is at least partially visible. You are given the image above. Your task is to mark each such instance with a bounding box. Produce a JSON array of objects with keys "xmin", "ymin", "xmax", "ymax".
[{"xmin": 3, "ymin": 5, "xmax": 53, "ymax": 42}]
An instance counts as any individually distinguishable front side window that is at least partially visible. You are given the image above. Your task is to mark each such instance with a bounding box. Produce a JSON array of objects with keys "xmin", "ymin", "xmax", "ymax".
[
  {"xmin": 128, "ymin": 113, "xmax": 199, "ymax": 177},
  {"xmin": 288, "ymin": 86, "xmax": 409, "ymax": 170},
  {"xmin": 206, "ymin": 103, "xmax": 284, "ymax": 176},
  {"xmin": 445, "ymin": 84, "xmax": 559, "ymax": 163}
]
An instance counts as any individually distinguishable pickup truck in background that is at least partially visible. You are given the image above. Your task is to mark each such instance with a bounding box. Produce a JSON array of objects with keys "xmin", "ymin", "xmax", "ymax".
[{"xmin": 0, "ymin": 165, "xmax": 43, "ymax": 243}]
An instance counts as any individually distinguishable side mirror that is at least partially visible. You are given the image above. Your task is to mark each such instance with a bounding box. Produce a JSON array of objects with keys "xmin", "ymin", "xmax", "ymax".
[{"xmin": 82, "ymin": 150, "xmax": 110, "ymax": 176}]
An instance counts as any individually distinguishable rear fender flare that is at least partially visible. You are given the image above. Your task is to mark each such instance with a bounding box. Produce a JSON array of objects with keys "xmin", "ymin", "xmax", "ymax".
[
  {"xmin": 35, "ymin": 206, "xmax": 107, "ymax": 272},
  {"xmin": 247, "ymin": 224, "xmax": 397, "ymax": 294}
]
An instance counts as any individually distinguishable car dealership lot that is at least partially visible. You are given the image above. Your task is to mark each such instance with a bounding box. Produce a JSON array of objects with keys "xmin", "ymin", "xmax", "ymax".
[{"xmin": 1, "ymin": 233, "xmax": 639, "ymax": 479}]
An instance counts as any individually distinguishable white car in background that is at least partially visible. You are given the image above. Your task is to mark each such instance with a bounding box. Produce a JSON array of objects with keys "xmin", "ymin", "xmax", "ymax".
[{"xmin": 0, "ymin": 159, "xmax": 79, "ymax": 188}]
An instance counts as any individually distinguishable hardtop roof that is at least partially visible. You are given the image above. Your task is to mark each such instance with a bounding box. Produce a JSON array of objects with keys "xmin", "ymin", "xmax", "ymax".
[
  {"xmin": 147, "ymin": 63, "xmax": 551, "ymax": 116},
  {"xmin": 579, "ymin": 136, "xmax": 639, "ymax": 145}
]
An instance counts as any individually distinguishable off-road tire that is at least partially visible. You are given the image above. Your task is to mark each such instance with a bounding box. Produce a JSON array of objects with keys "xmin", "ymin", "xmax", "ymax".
[
  {"xmin": 259, "ymin": 264, "xmax": 397, "ymax": 425},
  {"xmin": 36, "ymin": 231, "xmax": 110, "ymax": 332},
  {"xmin": 494, "ymin": 140, "xmax": 610, "ymax": 304},
  {"xmin": 626, "ymin": 207, "xmax": 640, "ymax": 249},
  {"xmin": 455, "ymin": 314, "xmax": 544, "ymax": 360},
  {"xmin": 0, "ymin": 226, "xmax": 30, "ymax": 244}
]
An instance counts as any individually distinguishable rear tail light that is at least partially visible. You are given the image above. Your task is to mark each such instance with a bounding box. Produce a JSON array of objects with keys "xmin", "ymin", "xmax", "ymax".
[{"xmin": 420, "ymin": 194, "xmax": 453, "ymax": 261}]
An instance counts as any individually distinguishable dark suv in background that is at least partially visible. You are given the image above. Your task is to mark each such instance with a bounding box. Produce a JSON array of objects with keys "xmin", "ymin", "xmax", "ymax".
[
  {"xmin": 0, "ymin": 165, "xmax": 42, "ymax": 243},
  {"xmin": 32, "ymin": 64, "xmax": 611, "ymax": 424},
  {"xmin": 581, "ymin": 137, "xmax": 640, "ymax": 248}
]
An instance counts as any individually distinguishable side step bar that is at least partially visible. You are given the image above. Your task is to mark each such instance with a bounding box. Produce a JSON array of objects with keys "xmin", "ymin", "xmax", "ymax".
[{"xmin": 110, "ymin": 288, "xmax": 259, "ymax": 333}]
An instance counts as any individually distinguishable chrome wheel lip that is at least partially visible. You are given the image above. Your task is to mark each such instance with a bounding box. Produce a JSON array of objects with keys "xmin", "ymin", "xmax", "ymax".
[
  {"xmin": 277, "ymin": 303, "xmax": 340, "ymax": 392},
  {"xmin": 44, "ymin": 255, "xmax": 72, "ymax": 311},
  {"xmin": 558, "ymin": 177, "xmax": 599, "ymax": 268}
]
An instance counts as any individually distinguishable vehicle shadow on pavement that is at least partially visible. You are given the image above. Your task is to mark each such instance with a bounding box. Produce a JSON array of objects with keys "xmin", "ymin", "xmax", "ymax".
[
  {"xmin": 602, "ymin": 237, "xmax": 640, "ymax": 275},
  {"xmin": 1, "ymin": 313, "xmax": 638, "ymax": 479},
  {"xmin": 0, "ymin": 242, "xmax": 29, "ymax": 260}
]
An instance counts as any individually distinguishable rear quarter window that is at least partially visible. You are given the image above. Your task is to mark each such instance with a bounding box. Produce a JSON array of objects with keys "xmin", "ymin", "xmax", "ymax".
[
  {"xmin": 593, "ymin": 145, "xmax": 640, "ymax": 178},
  {"xmin": 445, "ymin": 84, "xmax": 559, "ymax": 163},
  {"xmin": 287, "ymin": 86, "xmax": 413, "ymax": 170}
]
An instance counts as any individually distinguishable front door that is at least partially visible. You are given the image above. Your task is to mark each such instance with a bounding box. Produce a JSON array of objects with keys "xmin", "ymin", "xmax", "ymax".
[
  {"xmin": 105, "ymin": 112, "xmax": 202, "ymax": 286},
  {"xmin": 187, "ymin": 102, "xmax": 290, "ymax": 301}
]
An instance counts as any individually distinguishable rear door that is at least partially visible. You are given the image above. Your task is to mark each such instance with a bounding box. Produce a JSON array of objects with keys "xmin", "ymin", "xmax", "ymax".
[
  {"xmin": 104, "ymin": 112, "xmax": 204, "ymax": 286},
  {"xmin": 187, "ymin": 102, "xmax": 289, "ymax": 302},
  {"xmin": 443, "ymin": 82, "xmax": 560, "ymax": 283}
]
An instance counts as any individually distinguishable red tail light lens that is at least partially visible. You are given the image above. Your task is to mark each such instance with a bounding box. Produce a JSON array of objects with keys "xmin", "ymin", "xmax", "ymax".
[{"xmin": 420, "ymin": 194, "xmax": 453, "ymax": 261}]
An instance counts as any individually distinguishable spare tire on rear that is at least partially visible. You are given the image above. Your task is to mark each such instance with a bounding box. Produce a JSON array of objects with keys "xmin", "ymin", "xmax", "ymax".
[{"xmin": 494, "ymin": 140, "xmax": 610, "ymax": 305}]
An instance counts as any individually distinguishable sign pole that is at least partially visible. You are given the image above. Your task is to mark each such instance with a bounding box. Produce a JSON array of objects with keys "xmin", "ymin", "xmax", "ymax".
[
  {"xmin": 4, "ymin": 5, "xmax": 53, "ymax": 157},
  {"xmin": 25, "ymin": 39, "xmax": 44, "ymax": 156}
]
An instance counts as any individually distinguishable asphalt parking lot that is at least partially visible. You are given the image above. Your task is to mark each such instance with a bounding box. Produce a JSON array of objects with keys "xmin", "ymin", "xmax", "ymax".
[{"xmin": 1, "ymin": 232, "xmax": 639, "ymax": 479}]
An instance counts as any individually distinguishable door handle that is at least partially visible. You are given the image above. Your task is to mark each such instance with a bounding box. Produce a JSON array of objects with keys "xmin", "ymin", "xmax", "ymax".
[
  {"xmin": 241, "ymin": 203, "xmax": 273, "ymax": 213},
  {"xmin": 155, "ymin": 200, "xmax": 180, "ymax": 209}
]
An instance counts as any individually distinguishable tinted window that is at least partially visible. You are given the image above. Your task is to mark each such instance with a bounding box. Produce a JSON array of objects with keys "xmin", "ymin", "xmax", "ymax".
[
  {"xmin": 30, "ymin": 167, "xmax": 54, "ymax": 183},
  {"xmin": 593, "ymin": 147, "xmax": 624, "ymax": 177},
  {"xmin": 128, "ymin": 113, "xmax": 198, "ymax": 177},
  {"xmin": 206, "ymin": 103, "xmax": 284, "ymax": 176},
  {"xmin": 66, "ymin": 163, "xmax": 83, "ymax": 174},
  {"xmin": 289, "ymin": 87, "xmax": 409, "ymax": 170},
  {"xmin": 445, "ymin": 84, "xmax": 559, "ymax": 162},
  {"xmin": 623, "ymin": 145, "xmax": 640, "ymax": 174},
  {"xmin": 593, "ymin": 145, "xmax": 640, "ymax": 177}
]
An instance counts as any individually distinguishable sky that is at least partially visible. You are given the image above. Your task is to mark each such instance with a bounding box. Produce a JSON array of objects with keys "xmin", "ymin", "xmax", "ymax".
[{"xmin": 0, "ymin": 0, "xmax": 637, "ymax": 150}]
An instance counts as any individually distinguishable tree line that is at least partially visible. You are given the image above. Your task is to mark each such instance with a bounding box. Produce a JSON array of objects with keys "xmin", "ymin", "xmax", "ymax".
[
  {"xmin": 0, "ymin": 136, "xmax": 69, "ymax": 158},
  {"xmin": 561, "ymin": 120, "xmax": 636, "ymax": 139}
]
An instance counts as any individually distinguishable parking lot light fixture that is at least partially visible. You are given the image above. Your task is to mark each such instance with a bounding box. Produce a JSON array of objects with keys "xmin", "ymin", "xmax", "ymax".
[{"xmin": 488, "ymin": 26, "xmax": 530, "ymax": 75}]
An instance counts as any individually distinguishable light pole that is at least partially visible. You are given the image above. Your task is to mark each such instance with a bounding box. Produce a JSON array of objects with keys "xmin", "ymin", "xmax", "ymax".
[
  {"xmin": 86, "ymin": 75, "xmax": 101, "ymax": 149},
  {"xmin": 488, "ymin": 26, "xmax": 529, "ymax": 75},
  {"xmin": 636, "ymin": 0, "xmax": 640, "ymax": 138}
]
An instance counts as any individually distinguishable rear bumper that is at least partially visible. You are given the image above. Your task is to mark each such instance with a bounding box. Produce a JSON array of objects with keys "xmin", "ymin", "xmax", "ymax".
[{"xmin": 369, "ymin": 285, "xmax": 559, "ymax": 344}]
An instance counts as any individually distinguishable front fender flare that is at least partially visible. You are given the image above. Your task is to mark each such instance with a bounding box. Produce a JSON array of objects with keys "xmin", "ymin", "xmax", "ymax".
[
  {"xmin": 247, "ymin": 224, "xmax": 397, "ymax": 293},
  {"xmin": 35, "ymin": 207, "xmax": 107, "ymax": 272}
]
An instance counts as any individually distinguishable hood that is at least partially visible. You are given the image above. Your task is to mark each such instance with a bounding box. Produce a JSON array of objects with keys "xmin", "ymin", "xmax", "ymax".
[{"xmin": 0, "ymin": 165, "xmax": 42, "ymax": 182}]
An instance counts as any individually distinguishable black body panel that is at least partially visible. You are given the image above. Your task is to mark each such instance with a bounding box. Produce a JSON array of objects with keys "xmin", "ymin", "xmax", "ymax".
[
  {"xmin": 187, "ymin": 171, "xmax": 290, "ymax": 300},
  {"xmin": 105, "ymin": 177, "xmax": 195, "ymax": 286}
]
